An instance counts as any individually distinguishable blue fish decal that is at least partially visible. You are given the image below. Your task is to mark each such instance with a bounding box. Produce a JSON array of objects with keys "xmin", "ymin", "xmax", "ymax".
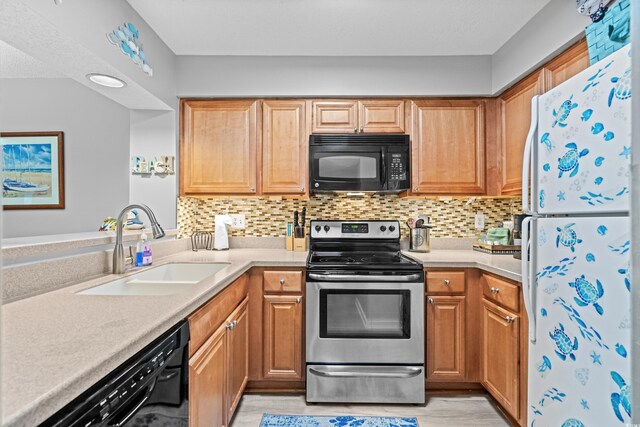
[
  {"xmin": 604, "ymin": 131, "xmax": 615, "ymax": 141},
  {"xmin": 595, "ymin": 157, "xmax": 605, "ymax": 167},
  {"xmin": 594, "ymin": 177, "xmax": 603, "ymax": 185},
  {"xmin": 543, "ymin": 163, "xmax": 551, "ymax": 172},
  {"xmin": 597, "ymin": 225, "xmax": 608, "ymax": 236},
  {"xmin": 540, "ymin": 190, "xmax": 545, "ymax": 208},
  {"xmin": 541, "ymin": 308, "xmax": 547, "ymax": 316},
  {"xmin": 581, "ymin": 109, "xmax": 593, "ymax": 121},
  {"xmin": 592, "ymin": 123, "xmax": 604, "ymax": 134},
  {"xmin": 586, "ymin": 253, "xmax": 596, "ymax": 262},
  {"xmin": 615, "ymin": 343, "xmax": 627, "ymax": 358}
]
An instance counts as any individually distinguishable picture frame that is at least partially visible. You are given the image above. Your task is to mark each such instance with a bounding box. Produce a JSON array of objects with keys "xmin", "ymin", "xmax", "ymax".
[{"xmin": 2, "ymin": 131, "xmax": 65, "ymax": 210}]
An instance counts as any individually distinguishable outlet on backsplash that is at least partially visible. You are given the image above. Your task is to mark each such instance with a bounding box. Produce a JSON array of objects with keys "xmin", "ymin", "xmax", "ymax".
[
  {"xmin": 229, "ymin": 214, "xmax": 246, "ymax": 229},
  {"xmin": 474, "ymin": 212, "xmax": 485, "ymax": 230}
]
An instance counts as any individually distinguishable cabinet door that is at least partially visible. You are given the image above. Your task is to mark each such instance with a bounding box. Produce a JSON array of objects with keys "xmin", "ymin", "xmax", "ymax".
[
  {"xmin": 482, "ymin": 299, "xmax": 520, "ymax": 419},
  {"xmin": 262, "ymin": 100, "xmax": 309, "ymax": 194},
  {"xmin": 426, "ymin": 296, "xmax": 466, "ymax": 382},
  {"xmin": 263, "ymin": 294, "xmax": 303, "ymax": 380},
  {"xmin": 189, "ymin": 322, "xmax": 228, "ymax": 427},
  {"xmin": 181, "ymin": 100, "xmax": 259, "ymax": 195},
  {"xmin": 410, "ymin": 100, "xmax": 485, "ymax": 194},
  {"xmin": 544, "ymin": 39, "xmax": 589, "ymax": 89},
  {"xmin": 227, "ymin": 298, "xmax": 249, "ymax": 423},
  {"xmin": 359, "ymin": 100, "xmax": 405, "ymax": 133},
  {"xmin": 312, "ymin": 100, "xmax": 358, "ymax": 133},
  {"xmin": 499, "ymin": 70, "xmax": 544, "ymax": 195}
]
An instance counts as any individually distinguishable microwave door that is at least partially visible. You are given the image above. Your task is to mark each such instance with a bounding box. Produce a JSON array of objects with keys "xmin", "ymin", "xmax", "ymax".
[{"xmin": 311, "ymin": 149, "xmax": 384, "ymax": 191}]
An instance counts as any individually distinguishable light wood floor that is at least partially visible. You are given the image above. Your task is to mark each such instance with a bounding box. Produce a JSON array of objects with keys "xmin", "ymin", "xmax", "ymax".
[{"xmin": 230, "ymin": 393, "xmax": 511, "ymax": 427}]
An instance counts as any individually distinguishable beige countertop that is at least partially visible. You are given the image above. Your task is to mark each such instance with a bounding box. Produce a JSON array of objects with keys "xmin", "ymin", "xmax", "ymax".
[{"xmin": 1, "ymin": 247, "xmax": 521, "ymax": 427}]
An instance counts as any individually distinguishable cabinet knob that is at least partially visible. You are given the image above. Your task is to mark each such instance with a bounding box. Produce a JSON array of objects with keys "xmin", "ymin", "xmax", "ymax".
[
  {"xmin": 227, "ymin": 320, "xmax": 236, "ymax": 330},
  {"xmin": 301, "ymin": 186, "xmax": 305, "ymax": 192},
  {"xmin": 428, "ymin": 298, "xmax": 434, "ymax": 304},
  {"xmin": 504, "ymin": 316, "xmax": 515, "ymax": 324},
  {"xmin": 354, "ymin": 128, "xmax": 358, "ymax": 133},
  {"xmin": 443, "ymin": 279, "xmax": 450, "ymax": 286},
  {"xmin": 413, "ymin": 187, "xmax": 418, "ymax": 192},
  {"xmin": 280, "ymin": 278, "xmax": 285, "ymax": 285},
  {"xmin": 296, "ymin": 297, "xmax": 302, "ymax": 304},
  {"xmin": 359, "ymin": 127, "xmax": 363, "ymax": 133},
  {"xmin": 490, "ymin": 287, "xmax": 500, "ymax": 294},
  {"xmin": 250, "ymin": 187, "xmax": 255, "ymax": 192}
]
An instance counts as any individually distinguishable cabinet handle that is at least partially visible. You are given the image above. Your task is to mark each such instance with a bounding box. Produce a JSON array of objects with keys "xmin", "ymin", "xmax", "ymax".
[
  {"xmin": 296, "ymin": 297, "xmax": 302, "ymax": 304},
  {"xmin": 443, "ymin": 279, "xmax": 450, "ymax": 286},
  {"xmin": 428, "ymin": 298, "xmax": 434, "ymax": 304},
  {"xmin": 504, "ymin": 316, "xmax": 515, "ymax": 324},
  {"xmin": 491, "ymin": 287, "xmax": 500, "ymax": 294}
]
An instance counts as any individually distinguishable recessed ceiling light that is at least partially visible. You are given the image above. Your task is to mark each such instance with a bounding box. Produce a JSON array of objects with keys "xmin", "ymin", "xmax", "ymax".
[{"xmin": 86, "ymin": 73, "xmax": 126, "ymax": 88}]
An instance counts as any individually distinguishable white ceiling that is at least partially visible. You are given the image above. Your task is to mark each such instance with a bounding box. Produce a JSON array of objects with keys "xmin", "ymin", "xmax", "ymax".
[
  {"xmin": 0, "ymin": 40, "xmax": 65, "ymax": 78},
  {"xmin": 127, "ymin": 0, "xmax": 552, "ymax": 56}
]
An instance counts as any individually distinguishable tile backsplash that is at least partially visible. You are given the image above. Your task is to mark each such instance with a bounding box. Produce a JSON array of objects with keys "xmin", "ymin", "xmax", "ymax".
[{"xmin": 178, "ymin": 195, "xmax": 522, "ymax": 239}]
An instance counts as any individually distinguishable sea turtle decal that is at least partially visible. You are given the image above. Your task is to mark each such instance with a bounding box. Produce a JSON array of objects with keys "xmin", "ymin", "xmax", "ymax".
[
  {"xmin": 608, "ymin": 68, "xmax": 632, "ymax": 107},
  {"xmin": 549, "ymin": 323, "xmax": 579, "ymax": 361},
  {"xmin": 556, "ymin": 223, "xmax": 582, "ymax": 252},
  {"xmin": 569, "ymin": 275, "xmax": 604, "ymax": 315},
  {"xmin": 558, "ymin": 143, "xmax": 589, "ymax": 178},
  {"xmin": 611, "ymin": 371, "xmax": 631, "ymax": 422},
  {"xmin": 561, "ymin": 419, "xmax": 585, "ymax": 427},
  {"xmin": 553, "ymin": 95, "xmax": 578, "ymax": 128}
]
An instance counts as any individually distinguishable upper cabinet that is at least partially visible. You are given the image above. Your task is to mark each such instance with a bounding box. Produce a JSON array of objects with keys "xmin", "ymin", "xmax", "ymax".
[
  {"xmin": 410, "ymin": 100, "xmax": 485, "ymax": 195},
  {"xmin": 498, "ymin": 71, "xmax": 544, "ymax": 195},
  {"xmin": 312, "ymin": 100, "xmax": 405, "ymax": 133},
  {"xmin": 262, "ymin": 100, "xmax": 310, "ymax": 195},
  {"xmin": 544, "ymin": 39, "xmax": 590, "ymax": 89},
  {"xmin": 181, "ymin": 100, "xmax": 259, "ymax": 195}
]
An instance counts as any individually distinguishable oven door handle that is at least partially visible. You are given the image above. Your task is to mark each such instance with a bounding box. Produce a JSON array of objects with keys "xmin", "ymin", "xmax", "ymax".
[
  {"xmin": 307, "ymin": 273, "xmax": 422, "ymax": 282},
  {"xmin": 309, "ymin": 366, "xmax": 422, "ymax": 379}
]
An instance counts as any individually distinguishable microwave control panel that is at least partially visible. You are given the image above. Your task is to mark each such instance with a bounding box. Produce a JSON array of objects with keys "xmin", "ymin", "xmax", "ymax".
[{"xmin": 389, "ymin": 153, "xmax": 407, "ymax": 182}]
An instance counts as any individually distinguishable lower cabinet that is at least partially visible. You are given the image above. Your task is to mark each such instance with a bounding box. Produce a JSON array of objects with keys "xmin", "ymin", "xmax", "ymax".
[
  {"xmin": 482, "ymin": 298, "xmax": 520, "ymax": 420},
  {"xmin": 189, "ymin": 275, "xmax": 249, "ymax": 427},
  {"xmin": 263, "ymin": 294, "xmax": 304, "ymax": 380},
  {"xmin": 426, "ymin": 296, "xmax": 466, "ymax": 382}
]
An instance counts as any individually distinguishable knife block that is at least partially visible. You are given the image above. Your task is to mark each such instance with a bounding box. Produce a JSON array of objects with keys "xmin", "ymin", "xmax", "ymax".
[{"xmin": 293, "ymin": 236, "xmax": 307, "ymax": 252}]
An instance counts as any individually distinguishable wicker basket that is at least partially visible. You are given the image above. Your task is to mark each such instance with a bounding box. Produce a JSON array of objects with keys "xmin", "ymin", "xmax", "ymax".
[{"xmin": 585, "ymin": 0, "xmax": 630, "ymax": 64}]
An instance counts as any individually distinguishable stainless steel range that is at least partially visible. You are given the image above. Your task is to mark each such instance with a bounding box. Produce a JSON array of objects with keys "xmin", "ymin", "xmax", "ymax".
[{"xmin": 306, "ymin": 220, "xmax": 425, "ymax": 404}]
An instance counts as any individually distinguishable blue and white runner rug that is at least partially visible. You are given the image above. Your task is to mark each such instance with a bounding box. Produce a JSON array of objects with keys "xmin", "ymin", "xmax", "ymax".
[{"xmin": 260, "ymin": 414, "xmax": 419, "ymax": 427}]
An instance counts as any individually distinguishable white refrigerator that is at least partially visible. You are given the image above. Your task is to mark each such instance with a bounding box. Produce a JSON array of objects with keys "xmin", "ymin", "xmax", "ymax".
[{"xmin": 521, "ymin": 44, "xmax": 632, "ymax": 426}]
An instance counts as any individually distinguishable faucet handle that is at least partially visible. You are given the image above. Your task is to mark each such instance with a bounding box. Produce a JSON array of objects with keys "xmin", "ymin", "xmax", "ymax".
[{"xmin": 126, "ymin": 246, "xmax": 135, "ymax": 266}]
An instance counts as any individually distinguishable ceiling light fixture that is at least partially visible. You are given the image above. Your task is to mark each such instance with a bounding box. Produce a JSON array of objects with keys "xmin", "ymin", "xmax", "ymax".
[{"xmin": 86, "ymin": 73, "xmax": 126, "ymax": 88}]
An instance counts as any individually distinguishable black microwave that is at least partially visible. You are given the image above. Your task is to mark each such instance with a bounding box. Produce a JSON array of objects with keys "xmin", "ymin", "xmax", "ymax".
[{"xmin": 309, "ymin": 134, "xmax": 410, "ymax": 193}]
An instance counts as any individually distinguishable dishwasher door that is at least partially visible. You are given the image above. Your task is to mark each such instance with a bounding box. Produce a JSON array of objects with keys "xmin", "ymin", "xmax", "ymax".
[{"xmin": 41, "ymin": 321, "xmax": 189, "ymax": 427}]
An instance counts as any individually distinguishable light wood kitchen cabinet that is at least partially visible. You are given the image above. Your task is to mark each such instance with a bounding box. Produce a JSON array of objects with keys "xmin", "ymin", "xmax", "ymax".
[
  {"xmin": 544, "ymin": 38, "xmax": 589, "ymax": 89},
  {"xmin": 263, "ymin": 294, "xmax": 304, "ymax": 380},
  {"xmin": 262, "ymin": 100, "xmax": 310, "ymax": 194},
  {"xmin": 482, "ymin": 298, "xmax": 520, "ymax": 420},
  {"xmin": 426, "ymin": 296, "xmax": 466, "ymax": 382},
  {"xmin": 181, "ymin": 99, "xmax": 259, "ymax": 195},
  {"xmin": 498, "ymin": 70, "xmax": 544, "ymax": 195},
  {"xmin": 410, "ymin": 100, "xmax": 485, "ymax": 195},
  {"xmin": 312, "ymin": 100, "xmax": 404, "ymax": 133},
  {"xmin": 189, "ymin": 275, "xmax": 249, "ymax": 427}
]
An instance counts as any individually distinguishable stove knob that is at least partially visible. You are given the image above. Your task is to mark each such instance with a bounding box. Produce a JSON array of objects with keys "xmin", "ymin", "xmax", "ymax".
[
  {"xmin": 379, "ymin": 225, "xmax": 387, "ymax": 232},
  {"xmin": 388, "ymin": 225, "xmax": 396, "ymax": 232},
  {"xmin": 324, "ymin": 225, "xmax": 330, "ymax": 233},
  {"xmin": 315, "ymin": 225, "xmax": 321, "ymax": 233}
]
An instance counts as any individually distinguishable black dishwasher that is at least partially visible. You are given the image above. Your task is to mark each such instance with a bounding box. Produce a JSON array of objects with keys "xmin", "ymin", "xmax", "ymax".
[{"xmin": 41, "ymin": 321, "xmax": 189, "ymax": 427}]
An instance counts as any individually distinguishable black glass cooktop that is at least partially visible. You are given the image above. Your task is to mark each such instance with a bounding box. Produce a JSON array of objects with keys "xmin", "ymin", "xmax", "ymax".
[{"xmin": 308, "ymin": 251, "xmax": 421, "ymax": 270}]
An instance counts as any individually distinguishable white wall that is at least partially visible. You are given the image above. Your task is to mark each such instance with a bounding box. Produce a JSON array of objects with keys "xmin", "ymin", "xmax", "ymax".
[
  {"xmin": 491, "ymin": 0, "xmax": 590, "ymax": 94},
  {"xmin": 1, "ymin": 78, "xmax": 130, "ymax": 238},
  {"xmin": 177, "ymin": 55, "xmax": 493, "ymax": 97},
  {"xmin": 129, "ymin": 110, "xmax": 177, "ymax": 228}
]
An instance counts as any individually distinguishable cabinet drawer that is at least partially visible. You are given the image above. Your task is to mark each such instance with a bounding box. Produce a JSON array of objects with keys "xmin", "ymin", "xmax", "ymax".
[
  {"xmin": 426, "ymin": 271, "xmax": 465, "ymax": 293},
  {"xmin": 189, "ymin": 274, "xmax": 248, "ymax": 355},
  {"xmin": 264, "ymin": 271, "xmax": 303, "ymax": 293},
  {"xmin": 482, "ymin": 274, "xmax": 519, "ymax": 312}
]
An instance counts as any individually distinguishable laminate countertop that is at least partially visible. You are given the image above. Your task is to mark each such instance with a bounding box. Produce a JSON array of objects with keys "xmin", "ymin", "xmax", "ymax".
[{"xmin": 1, "ymin": 248, "xmax": 521, "ymax": 427}]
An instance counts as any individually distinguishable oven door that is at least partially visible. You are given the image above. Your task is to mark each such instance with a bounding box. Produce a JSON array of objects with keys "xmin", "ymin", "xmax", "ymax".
[
  {"xmin": 310, "ymin": 145, "xmax": 386, "ymax": 192},
  {"xmin": 306, "ymin": 280, "xmax": 424, "ymax": 364}
]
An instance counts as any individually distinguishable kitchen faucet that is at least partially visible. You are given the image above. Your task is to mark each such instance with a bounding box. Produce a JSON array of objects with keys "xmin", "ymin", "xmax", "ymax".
[{"xmin": 113, "ymin": 204, "xmax": 165, "ymax": 274}]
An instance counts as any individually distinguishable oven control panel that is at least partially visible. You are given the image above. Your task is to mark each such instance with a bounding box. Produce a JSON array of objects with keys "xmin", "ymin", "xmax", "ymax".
[{"xmin": 311, "ymin": 220, "xmax": 400, "ymax": 239}]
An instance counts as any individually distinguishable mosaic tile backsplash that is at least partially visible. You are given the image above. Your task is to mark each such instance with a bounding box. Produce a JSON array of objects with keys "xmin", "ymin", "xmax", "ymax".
[{"xmin": 178, "ymin": 195, "xmax": 522, "ymax": 239}]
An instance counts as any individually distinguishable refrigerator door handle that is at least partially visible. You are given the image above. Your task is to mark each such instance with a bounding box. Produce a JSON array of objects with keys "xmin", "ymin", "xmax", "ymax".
[
  {"xmin": 522, "ymin": 95, "xmax": 538, "ymax": 215},
  {"xmin": 521, "ymin": 216, "xmax": 536, "ymax": 342}
]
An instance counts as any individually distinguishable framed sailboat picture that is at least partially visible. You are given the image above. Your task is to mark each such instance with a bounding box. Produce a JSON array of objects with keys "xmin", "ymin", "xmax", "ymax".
[{"xmin": 2, "ymin": 132, "xmax": 65, "ymax": 210}]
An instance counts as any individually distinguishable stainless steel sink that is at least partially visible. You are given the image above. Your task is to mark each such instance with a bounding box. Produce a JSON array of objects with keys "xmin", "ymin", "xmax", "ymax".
[{"xmin": 77, "ymin": 263, "xmax": 230, "ymax": 296}]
